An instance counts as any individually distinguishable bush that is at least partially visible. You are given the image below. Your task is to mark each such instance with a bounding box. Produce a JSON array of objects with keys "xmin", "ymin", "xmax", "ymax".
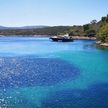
[{"xmin": 96, "ymin": 24, "xmax": 108, "ymax": 43}]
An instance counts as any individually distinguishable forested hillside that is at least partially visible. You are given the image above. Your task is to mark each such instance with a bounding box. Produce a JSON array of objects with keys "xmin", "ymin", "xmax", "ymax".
[
  {"xmin": 0, "ymin": 14, "xmax": 108, "ymax": 43},
  {"xmin": 96, "ymin": 15, "xmax": 108, "ymax": 43}
]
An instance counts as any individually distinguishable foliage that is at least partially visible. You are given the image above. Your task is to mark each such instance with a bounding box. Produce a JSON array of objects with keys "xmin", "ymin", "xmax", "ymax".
[
  {"xmin": 85, "ymin": 29, "xmax": 96, "ymax": 37},
  {"xmin": 83, "ymin": 24, "xmax": 90, "ymax": 32},
  {"xmin": 0, "ymin": 26, "xmax": 70, "ymax": 36},
  {"xmin": 0, "ymin": 14, "xmax": 108, "ymax": 42},
  {"xmin": 96, "ymin": 24, "xmax": 108, "ymax": 43}
]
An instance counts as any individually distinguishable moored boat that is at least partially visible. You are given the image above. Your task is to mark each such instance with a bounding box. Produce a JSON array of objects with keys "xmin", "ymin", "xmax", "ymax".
[{"xmin": 50, "ymin": 34, "xmax": 73, "ymax": 42}]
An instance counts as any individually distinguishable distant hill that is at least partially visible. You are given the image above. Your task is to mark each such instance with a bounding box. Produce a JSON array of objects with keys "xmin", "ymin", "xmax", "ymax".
[
  {"xmin": 0, "ymin": 14, "xmax": 108, "ymax": 37},
  {"xmin": 17, "ymin": 25, "xmax": 49, "ymax": 29},
  {"xmin": 0, "ymin": 25, "xmax": 49, "ymax": 30},
  {"xmin": 0, "ymin": 26, "xmax": 70, "ymax": 36},
  {"xmin": 0, "ymin": 26, "xmax": 8, "ymax": 29}
]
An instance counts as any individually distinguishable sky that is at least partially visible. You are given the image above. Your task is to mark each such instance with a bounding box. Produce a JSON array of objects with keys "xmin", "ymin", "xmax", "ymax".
[{"xmin": 0, "ymin": 0, "xmax": 108, "ymax": 27}]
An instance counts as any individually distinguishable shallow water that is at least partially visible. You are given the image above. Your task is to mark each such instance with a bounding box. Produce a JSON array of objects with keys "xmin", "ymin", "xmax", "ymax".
[{"xmin": 0, "ymin": 37, "xmax": 108, "ymax": 108}]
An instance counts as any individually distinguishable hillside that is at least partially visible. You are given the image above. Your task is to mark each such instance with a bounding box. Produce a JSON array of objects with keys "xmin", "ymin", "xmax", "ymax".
[
  {"xmin": 0, "ymin": 25, "xmax": 49, "ymax": 30},
  {"xmin": 0, "ymin": 14, "xmax": 108, "ymax": 42}
]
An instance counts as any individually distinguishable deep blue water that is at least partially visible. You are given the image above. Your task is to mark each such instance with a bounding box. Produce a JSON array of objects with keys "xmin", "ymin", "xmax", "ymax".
[
  {"xmin": 0, "ymin": 37, "xmax": 108, "ymax": 108},
  {"xmin": 0, "ymin": 58, "xmax": 79, "ymax": 87}
]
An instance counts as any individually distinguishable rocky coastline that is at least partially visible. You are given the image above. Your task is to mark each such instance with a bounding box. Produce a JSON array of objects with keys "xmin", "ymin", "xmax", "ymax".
[{"xmin": 96, "ymin": 41, "xmax": 108, "ymax": 47}]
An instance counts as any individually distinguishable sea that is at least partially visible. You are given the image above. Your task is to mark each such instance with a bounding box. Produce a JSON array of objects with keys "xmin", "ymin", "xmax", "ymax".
[{"xmin": 0, "ymin": 36, "xmax": 108, "ymax": 108}]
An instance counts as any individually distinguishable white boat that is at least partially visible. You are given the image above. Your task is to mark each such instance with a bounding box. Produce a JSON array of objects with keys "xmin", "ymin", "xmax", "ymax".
[{"xmin": 50, "ymin": 34, "xmax": 73, "ymax": 42}]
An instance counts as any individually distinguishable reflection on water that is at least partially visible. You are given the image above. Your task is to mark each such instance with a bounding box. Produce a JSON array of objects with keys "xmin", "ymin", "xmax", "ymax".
[
  {"xmin": 0, "ymin": 37, "xmax": 108, "ymax": 108},
  {"xmin": 96, "ymin": 44, "xmax": 108, "ymax": 50},
  {"xmin": 0, "ymin": 57, "xmax": 79, "ymax": 88}
]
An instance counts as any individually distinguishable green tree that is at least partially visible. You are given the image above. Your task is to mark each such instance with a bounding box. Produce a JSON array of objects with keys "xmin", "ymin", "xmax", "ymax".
[
  {"xmin": 90, "ymin": 20, "xmax": 97, "ymax": 24},
  {"xmin": 97, "ymin": 24, "xmax": 108, "ymax": 43},
  {"xmin": 83, "ymin": 24, "xmax": 90, "ymax": 32},
  {"xmin": 86, "ymin": 29, "xmax": 96, "ymax": 37}
]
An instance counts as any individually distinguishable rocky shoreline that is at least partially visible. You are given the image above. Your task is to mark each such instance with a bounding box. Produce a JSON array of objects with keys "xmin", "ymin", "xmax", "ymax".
[
  {"xmin": 71, "ymin": 37, "xmax": 108, "ymax": 47},
  {"xmin": 71, "ymin": 36, "xmax": 96, "ymax": 40},
  {"xmin": 96, "ymin": 41, "xmax": 108, "ymax": 47}
]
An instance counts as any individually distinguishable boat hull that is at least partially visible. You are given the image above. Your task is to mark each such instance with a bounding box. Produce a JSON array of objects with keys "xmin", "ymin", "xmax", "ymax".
[{"xmin": 50, "ymin": 37, "xmax": 73, "ymax": 42}]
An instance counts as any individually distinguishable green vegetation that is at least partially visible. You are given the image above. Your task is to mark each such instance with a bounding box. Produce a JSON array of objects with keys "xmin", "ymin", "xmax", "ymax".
[
  {"xmin": 97, "ymin": 24, "xmax": 108, "ymax": 43},
  {"xmin": 96, "ymin": 14, "xmax": 108, "ymax": 43},
  {"xmin": 0, "ymin": 14, "xmax": 108, "ymax": 43},
  {"xmin": 0, "ymin": 26, "xmax": 70, "ymax": 36}
]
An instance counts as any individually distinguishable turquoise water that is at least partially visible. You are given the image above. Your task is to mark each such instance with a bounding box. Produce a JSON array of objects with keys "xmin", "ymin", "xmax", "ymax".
[{"xmin": 0, "ymin": 37, "xmax": 108, "ymax": 108}]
